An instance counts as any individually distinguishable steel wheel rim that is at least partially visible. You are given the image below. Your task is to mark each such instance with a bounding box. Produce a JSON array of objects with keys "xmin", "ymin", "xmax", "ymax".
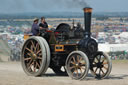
[
  {"xmin": 91, "ymin": 53, "xmax": 110, "ymax": 78},
  {"xmin": 23, "ymin": 39, "xmax": 43, "ymax": 74},
  {"xmin": 38, "ymin": 37, "xmax": 50, "ymax": 74},
  {"xmin": 67, "ymin": 53, "xmax": 87, "ymax": 79}
]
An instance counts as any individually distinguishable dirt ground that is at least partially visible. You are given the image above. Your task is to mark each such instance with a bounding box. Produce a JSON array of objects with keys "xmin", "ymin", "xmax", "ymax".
[{"xmin": 0, "ymin": 61, "xmax": 128, "ymax": 85}]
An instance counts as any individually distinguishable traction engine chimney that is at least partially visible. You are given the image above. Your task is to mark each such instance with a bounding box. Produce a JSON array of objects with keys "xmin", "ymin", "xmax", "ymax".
[{"xmin": 83, "ymin": 7, "xmax": 92, "ymax": 38}]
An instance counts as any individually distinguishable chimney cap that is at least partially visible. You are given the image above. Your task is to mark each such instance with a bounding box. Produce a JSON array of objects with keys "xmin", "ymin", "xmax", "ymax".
[{"xmin": 83, "ymin": 7, "xmax": 92, "ymax": 13}]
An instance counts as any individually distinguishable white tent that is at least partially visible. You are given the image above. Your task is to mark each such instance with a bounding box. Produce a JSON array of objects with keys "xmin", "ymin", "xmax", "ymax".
[
  {"xmin": 98, "ymin": 44, "xmax": 128, "ymax": 52},
  {"xmin": 119, "ymin": 32, "xmax": 128, "ymax": 38}
]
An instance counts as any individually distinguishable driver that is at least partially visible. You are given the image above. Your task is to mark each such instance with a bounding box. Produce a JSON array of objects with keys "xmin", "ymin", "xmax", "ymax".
[{"xmin": 39, "ymin": 17, "xmax": 48, "ymax": 30}]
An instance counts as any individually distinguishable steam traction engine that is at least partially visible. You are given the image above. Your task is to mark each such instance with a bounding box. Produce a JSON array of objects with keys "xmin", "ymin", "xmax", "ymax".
[{"xmin": 21, "ymin": 8, "xmax": 112, "ymax": 80}]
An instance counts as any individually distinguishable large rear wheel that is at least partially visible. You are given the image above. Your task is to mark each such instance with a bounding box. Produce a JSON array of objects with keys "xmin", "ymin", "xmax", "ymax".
[
  {"xmin": 21, "ymin": 36, "xmax": 50, "ymax": 76},
  {"xmin": 65, "ymin": 51, "xmax": 89, "ymax": 80}
]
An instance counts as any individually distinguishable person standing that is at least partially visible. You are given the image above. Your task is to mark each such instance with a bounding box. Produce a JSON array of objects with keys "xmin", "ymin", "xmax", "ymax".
[
  {"xmin": 39, "ymin": 17, "xmax": 50, "ymax": 40},
  {"xmin": 31, "ymin": 18, "xmax": 39, "ymax": 36},
  {"xmin": 39, "ymin": 17, "xmax": 48, "ymax": 30}
]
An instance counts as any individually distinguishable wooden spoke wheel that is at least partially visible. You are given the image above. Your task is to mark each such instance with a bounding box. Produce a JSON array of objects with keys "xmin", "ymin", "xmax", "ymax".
[
  {"xmin": 90, "ymin": 52, "xmax": 112, "ymax": 79},
  {"xmin": 66, "ymin": 51, "xmax": 89, "ymax": 80},
  {"xmin": 51, "ymin": 66, "xmax": 67, "ymax": 76},
  {"xmin": 21, "ymin": 36, "xmax": 50, "ymax": 76}
]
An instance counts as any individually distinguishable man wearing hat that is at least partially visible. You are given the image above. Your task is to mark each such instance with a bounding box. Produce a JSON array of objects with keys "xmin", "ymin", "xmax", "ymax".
[{"xmin": 31, "ymin": 18, "xmax": 39, "ymax": 36}]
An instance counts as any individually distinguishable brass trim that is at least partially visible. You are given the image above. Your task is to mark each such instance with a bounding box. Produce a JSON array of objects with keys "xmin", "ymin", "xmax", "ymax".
[
  {"xmin": 55, "ymin": 45, "xmax": 64, "ymax": 52},
  {"xmin": 83, "ymin": 8, "xmax": 92, "ymax": 13}
]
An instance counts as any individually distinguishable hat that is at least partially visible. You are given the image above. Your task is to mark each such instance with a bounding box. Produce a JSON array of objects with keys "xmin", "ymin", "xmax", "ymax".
[{"xmin": 33, "ymin": 18, "xmax": 39, "ymax": 22}]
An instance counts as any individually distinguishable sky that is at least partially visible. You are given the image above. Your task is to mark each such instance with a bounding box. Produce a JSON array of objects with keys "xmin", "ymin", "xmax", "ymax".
[{"xmin": 0, "ymin": 0, "xmax": 127, "ymax": 14}]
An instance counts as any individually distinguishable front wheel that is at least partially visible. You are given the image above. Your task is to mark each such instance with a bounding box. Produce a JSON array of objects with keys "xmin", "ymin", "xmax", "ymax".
[
  {"xmin": 90, "ymin": 52, "xmax": 112, "ymax": 79},
  {"xmin": 65, "ymin": 51, "xmax": 89, "ymax": 80}
]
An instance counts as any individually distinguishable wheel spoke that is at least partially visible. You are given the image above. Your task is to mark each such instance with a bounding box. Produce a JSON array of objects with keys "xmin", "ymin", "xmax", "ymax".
[
  {"xmin": 80, "ymin": 62, "xmax": 86, "ymax": 65},
  {"xmin": 38, "ymin": 53, "xmax": 42, "ymax": 58},
  {"xmin": 27, "ymin": 59, "xmax": 32, "ymax": 66},
  {"xmin": 28, "ymin": 61, "xmax": 34, "ymax": 70},
  {"xmin": 77, "ymin": 55, "xmax": 79, "ymax": 62},
  {"xmin": 39, "ymin": 60, "xmax": 42, "ymax": 65},
  {"xmin": 27, "ymin": 53, "xmax": 32, "ymax": 57},
  {"xmin": 35, "ymin": 43, "xmax": 39, "ymax": 52},
  {"xmin": 79, "ymin": 67, "xmax": 83, "ymax": 74},
  {"xmin": 78, "ymin": 57, "xmax": 82, "ymax": 63},
  {"xmin": 100, "ymin": 68, "xmax": 105, "ymax": 74},
  {"xmin": 96, "ymin": 57, "xmax": 99, "ymax": 62},
  {"xmin": 34, "ymin": 62, "xmax": 37, "ymax": 72},
  {"xmin": 103, "ymin": 66, "xmax": 108, "ymax": 70},
  {"xmin": 37, "ymin": 49, "xmax": 41, "ymax": 54},
  {"xmin": 31, "ymin": 40, "xmax": 36, "ymax": 53},
  {"xmin": 94, "ymin": 61, "xmax": 97, "ymax": 64},
  {"xmin": 24, "ymin": 57, "xmax": 31, "ymax": 61},
  {"xmin": 30, "ymin": 45, "xmax": 33, "ymax": 52},
  {"xmin": 94, "ymin": 67, "xmax": 98, "ymax": 73},
  {"xmin": 99, "ymin": 68, "xmax": 101, "ymax": 76},
  {"xmin": 70, "ymin": 61, "xmax": 76, "ymax": 65},
  {"xmin": 69, "ymin": 66, "xmax": 76, "ymax": 69},
  {"xmin": 72, "ymin": 69, "xmax": 75, "ymax": 75},
  {"xmin": 38, "ymin": 53, "xmax": 42, "ymax": 56},
  {"xmin": 26, "ymin": 48, "xmax": 33, "ymax": 54},
  {"xmin": 76, "ymin": 69, "xmax": 79, "ymax": 77},
  {"xmin": 72, "ymin": 57, "xmax": 76, "ymax": 64},
  {"xmin": 37, "ymin": 57, "xmax": 42, "ymax": 60},
  {"xmin": 103, "ymin": 62, "xmax": 108, "ymax": 65},
  {"xmin": 96, "ymin": 55, "xmax": 101, "ymax": 62},
  {"xmin": 36, "ymin": 62, "xmax": 40, "ymax": 68},
  {"xmin": 102, "ymin": 57, "xmax": 106, "ymax": 63}
]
